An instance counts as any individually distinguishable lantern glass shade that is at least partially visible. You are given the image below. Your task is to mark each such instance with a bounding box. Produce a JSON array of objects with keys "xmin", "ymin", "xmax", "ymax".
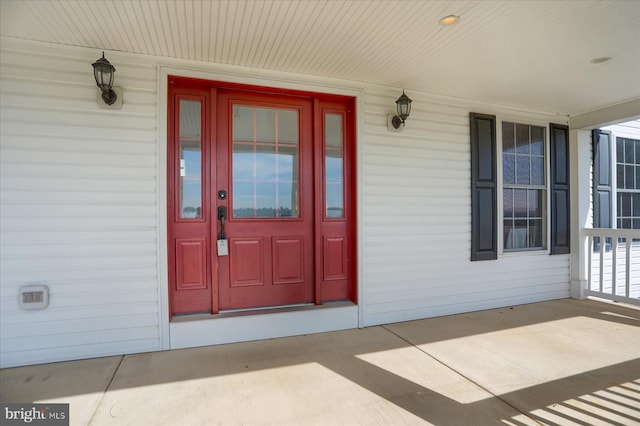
[
  {"xmin": 92, "ymin": 53, "xmax": 116, "ymax": 92},
  {"xmin": 92, "ymin": 52, "xmax": 118, "ymax": 105},
  {"xmin": 395, "ymin": 91, "xmax": 412, "ymax": 122}
]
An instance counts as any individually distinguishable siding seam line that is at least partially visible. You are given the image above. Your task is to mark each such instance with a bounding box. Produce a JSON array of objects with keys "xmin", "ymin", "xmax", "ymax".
[
  {"xmin": 87, "ymin": 355, "xmax": 125, "ymax": 425},
  {"xmin": 380, "ymin": 325, "xmax": 545, "ymax": 426}
]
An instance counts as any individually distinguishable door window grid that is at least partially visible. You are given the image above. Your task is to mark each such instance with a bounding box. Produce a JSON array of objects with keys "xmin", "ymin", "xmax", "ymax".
[
  {"xmin": 502, "ymin": 122, "xmax": 547, "ymax": 251},
  {"xmin": 232, "ymin": 105, "xmax": 299, "ymax": 218}
]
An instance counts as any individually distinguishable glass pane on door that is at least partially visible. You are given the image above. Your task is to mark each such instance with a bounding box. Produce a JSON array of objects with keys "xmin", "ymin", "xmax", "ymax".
[
  {"xmin": 325, "ymin": 113, "xmax": 344, "ymax": 218},
  {"xmin": 179, "ymin": 99, "xmax": 202, "ymax": 219},
  {"xmin": 232, "ymin": 105, "xmax": 299, "ymax": 218}
]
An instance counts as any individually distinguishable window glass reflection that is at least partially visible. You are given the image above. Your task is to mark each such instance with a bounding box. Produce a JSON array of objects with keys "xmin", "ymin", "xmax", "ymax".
[
  {"xmin": 179, "ymin": 99, "xmax": 202, "ymax": 219},
  {"xmin": 232, "ymin": 105, "xmax": 299, "ymax": 218},
  {"xmin": 325, "ymin": 113, "xmax": 344, "ymax": 218}
]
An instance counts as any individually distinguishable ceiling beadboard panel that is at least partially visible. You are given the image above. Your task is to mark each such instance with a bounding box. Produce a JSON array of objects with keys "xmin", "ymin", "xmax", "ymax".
[{"xmin": 1, "ymin": 0, "xmax": 639, "ymax": 116}]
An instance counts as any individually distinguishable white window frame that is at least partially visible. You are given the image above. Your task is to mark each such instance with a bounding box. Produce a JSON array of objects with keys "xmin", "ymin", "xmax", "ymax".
[
  {"xmin": 497, "ymin": 116, "xmax": 551, "ymax": 256},
  {"xmin": 604, "ymin": 126, "xmax": 640, "ymax": 229}
]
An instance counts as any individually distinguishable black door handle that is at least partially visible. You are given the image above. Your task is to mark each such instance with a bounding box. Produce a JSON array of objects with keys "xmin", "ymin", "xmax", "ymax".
[
  {"xmin": 217, "ymin": 206, "xmax": 227, "ymax": 220},
  {"xmin": 217, "ymin": 206, "xmax": 227, "ymax": 240}
]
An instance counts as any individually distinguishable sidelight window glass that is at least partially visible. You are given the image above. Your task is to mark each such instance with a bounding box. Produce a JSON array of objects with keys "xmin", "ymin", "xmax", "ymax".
[
  {"xmin": 179, "ymin": 99, "xmax": 202, "ymax": 219},
  {"xmin": 325, "ymin": 113, "xmax": 344, "ymax": 218}
]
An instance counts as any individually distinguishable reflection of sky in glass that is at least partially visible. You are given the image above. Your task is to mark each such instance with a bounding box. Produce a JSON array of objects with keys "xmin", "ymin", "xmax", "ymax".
[
  {"xmin": 231, "ymin": 104, "xmax": 299, "ymax": 217},
  {"xmin": 233, "ymin": 153, "xmax": 295, "ymax": 181},
  {"xmin": 229, "ymin": 105, "xmax": 346, "ymax": 218},
  {"xmin": 325, "ymin": 113, "xmax": 344, "ymax": 218},
  {"xmin": 326, "ymin": 157, "xmax": 343, "ymax": 217},
  {"xmin": 181, "ymin": 148, "xmax": 201, "ymax": 217},
  {"xmin": 179, "ymin": 99, "xmax": 202, "ymax": 219},
  {"xmin": 233, "ymin": 152, "xmax": 297, "ymax": 213}
]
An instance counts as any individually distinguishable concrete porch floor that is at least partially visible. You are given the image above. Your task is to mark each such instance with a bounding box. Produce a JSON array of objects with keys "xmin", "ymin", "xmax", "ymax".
[{"xmin": 1, "ymin": 299, "xmax": 639, "ymax": 426}]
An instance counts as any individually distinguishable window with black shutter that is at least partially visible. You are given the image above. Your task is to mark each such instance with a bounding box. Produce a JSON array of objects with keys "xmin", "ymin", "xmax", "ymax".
[{"xmin": 470, "ymin": 114, "xmax": 570, "ymax": 258}]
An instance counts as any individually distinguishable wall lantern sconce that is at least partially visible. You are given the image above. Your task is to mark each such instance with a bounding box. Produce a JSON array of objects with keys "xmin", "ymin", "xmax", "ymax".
[
  {"xmin": 92, "ymin": 52, "xmax": 123, "ymax": 109},
  {"xmin": 388, "ymin": 90, "xmax": 412, "ymax": 131}
]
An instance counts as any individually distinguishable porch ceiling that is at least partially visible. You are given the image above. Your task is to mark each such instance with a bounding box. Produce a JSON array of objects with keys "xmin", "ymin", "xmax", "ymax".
[{"xmin": 1, "ymin": 0, "xmax": 638, "ymax": 117}]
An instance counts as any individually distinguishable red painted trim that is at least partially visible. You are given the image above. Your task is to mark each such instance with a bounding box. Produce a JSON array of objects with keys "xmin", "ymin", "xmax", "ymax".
[
  {"xmin": 347, "ymin": 98, "xmax": 358, "ymax": 304},
  {"xmin": 209, "ymin": 87, "xmax": 219, "ymax": 314},
  {"xmin": 169, "ymin": 75, "xmax": 352, "ymax": 104},
  {"xmin": 313, "ymin": 98, "xmax": 323, "ymax": 305}
]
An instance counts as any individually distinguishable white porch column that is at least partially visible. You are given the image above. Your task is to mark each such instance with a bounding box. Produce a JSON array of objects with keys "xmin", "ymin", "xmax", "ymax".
[{"xmin": 570, "ymin": 129, "xmax": 592, "ymax": 299}]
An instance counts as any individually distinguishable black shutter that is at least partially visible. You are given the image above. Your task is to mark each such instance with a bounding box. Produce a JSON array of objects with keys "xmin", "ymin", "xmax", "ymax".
[
  {"xmin": 470, "ymin": 113, "xmax": 497, "ymax": 261},
  {"xmin": 550, "ymin": 123, "xmax": 570, "ymax": 254},
  {"xmin": 592, "ymin": 129, "xmax": 612, "ymax": 228}
]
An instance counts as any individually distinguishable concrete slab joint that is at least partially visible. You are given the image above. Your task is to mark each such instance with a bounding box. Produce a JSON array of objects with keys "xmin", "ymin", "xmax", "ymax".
[{"xmin": 1, "ymin": 299, "xmax": 638, "ymax": 425}]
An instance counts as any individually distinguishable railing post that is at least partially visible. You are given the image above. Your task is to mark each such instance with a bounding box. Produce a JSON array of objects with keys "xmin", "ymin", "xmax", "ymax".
[
  {"xmin": 587, "ymin": 235, "xmax": 592, "ymax": 294},
  {"xmin": 612, "ymin": 237, "xmax": 617, "ymax": 296},
  {"xmin": 626, "ymin": 239, "xmax": 631, "ymax": 298},
  {"xmin": 599, "ymin": 232, "xmax": 604, "ymax": 294}
]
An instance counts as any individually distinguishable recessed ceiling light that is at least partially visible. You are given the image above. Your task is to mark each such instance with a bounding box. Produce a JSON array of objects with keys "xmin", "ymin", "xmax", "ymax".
[
  {"xmin": 439, "ymin": 15, "xmax": 460, "ymax": 26},
  {"xmin": 591, "ymin": 56, "xmax": 611, "ymax": 64}
]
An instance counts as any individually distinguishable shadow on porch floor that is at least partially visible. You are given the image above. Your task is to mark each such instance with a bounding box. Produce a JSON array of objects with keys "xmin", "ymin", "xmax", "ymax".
[{"xmin": 1, "ymin": 298, "xmax": 639, "ymax": 425}]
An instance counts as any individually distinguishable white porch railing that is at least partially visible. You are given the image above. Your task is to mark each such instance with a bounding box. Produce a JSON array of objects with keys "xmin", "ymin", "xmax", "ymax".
[{"xmin": 584, "ymin": 228, "xmax": 640, "ymax": 306}]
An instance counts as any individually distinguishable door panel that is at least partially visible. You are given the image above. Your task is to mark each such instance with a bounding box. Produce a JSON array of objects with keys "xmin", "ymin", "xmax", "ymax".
[
  {"xmin": 229, "ymin": 238, "xmax": 264, "ymax": 287},
  {"xmin": 323, "ymin": 236, "xmax": 347, "ymax": 281},
  {"xmin": 217, "ymin": 90, "xmax": 314, "ymax": 310},
  {"xmin": 272, "ymin": 236, "xmax": 305, "ymax": 284},
  {"xmin": 175, "ymin": 239, "xmax": 207, "ymax": 290}
]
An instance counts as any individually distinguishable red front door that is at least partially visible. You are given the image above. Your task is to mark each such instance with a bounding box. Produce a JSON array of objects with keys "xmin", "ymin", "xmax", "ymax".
[
  {"xmin": 168, "ymin": 78, "xmax": 356, "ymax": 316},
  {"xmin": 216, "ymin": 90, "xmax": 314, "ymax": 309}
]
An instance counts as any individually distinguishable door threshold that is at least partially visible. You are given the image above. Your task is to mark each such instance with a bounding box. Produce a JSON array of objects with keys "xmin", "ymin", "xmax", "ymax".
[
  {"xmin": 169, "ymin": 301, "xmax": 359, "ymax": 349},
  {"xmin": 221, "ymin": 302, "xmax": 314, "ymax": 315},
  {"xmin": 171, "ymin": 300, "xmax": 355, "ymax": 323}
]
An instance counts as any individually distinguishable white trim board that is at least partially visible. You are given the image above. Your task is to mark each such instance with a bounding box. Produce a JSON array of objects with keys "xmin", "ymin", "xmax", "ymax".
[
  {"xmin": 157, "ymin": 66, "xmax": 366, "ymax": 341},
  {"xmin": 170, "ymin": 304, "xmax": 359, "ymax": 350}
]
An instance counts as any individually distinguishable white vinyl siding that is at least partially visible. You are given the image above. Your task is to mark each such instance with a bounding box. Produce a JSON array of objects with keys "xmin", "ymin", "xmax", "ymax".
[
  {"xmin": 1, "ymin": 36, "xmax": 572, "ymax": 366},
  {"xmin": 0, "ymin": 39, "xmax": 161, "ymax": 367},
  {"xmin": 360, "ymin": 90, "xmax": 570, "ymax": 326}
]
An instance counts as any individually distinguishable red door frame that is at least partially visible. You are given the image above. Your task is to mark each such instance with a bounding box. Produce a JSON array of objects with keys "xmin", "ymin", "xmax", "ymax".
[{"xmin": 167, "ymin": 76, "xmax": 357, "ymax": 317}]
